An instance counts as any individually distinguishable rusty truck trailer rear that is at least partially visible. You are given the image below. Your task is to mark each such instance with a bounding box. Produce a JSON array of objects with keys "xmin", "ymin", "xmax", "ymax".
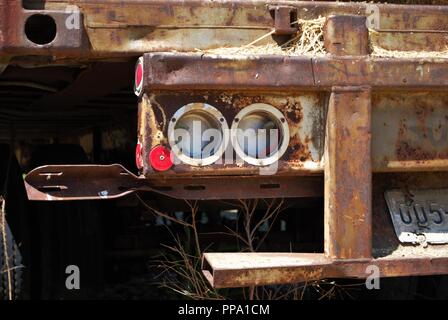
[{"xmin": 2, "ymin": 1, "xmax": 448, "ymax": 290}]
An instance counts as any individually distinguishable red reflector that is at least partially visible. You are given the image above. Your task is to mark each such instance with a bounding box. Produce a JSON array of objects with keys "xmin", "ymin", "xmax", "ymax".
[
  {"xmin": 134, "ymin": 57, "xmax": 144, "ymax": 96},
  {"xmin": 135, "ymin": 142, "xmax": 143, "ymax": 170},
  {"xmin": 149, "ymin": 145, "xmax": 173, "ymax": 171},
  {"xmin": 135, "ymin": 63, "xmax": 143, "ymax": 87}
]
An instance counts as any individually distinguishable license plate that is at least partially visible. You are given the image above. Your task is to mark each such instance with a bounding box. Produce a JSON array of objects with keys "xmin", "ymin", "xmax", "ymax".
[{"xmin": 385, "ymin": 189, "xmax": 448, "ymax": 244}]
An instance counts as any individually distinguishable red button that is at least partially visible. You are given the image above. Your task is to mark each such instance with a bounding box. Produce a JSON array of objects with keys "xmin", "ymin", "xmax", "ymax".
[{"xmin": 149, "ymin": 145, "xmax": 173, "ymax": 171}]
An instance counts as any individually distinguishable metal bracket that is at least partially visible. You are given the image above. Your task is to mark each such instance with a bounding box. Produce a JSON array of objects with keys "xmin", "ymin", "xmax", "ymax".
[
  {"xmin": 24, "ymin": 164, "xmax": 323, "ymax": 201},
  {"xmin": 269, "ymin": 6, "xmax": 297, "ymax": 35},
  {"xmin": 25, "ymin": 164, "xmax": 147, "ymax": 201}
]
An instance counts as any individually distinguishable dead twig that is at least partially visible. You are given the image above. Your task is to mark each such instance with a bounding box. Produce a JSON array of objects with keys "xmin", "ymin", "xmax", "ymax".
[
  {"xmin": 0, "ymin": 196, "xmax": 13, "ymax": 301},
  {"xmin": 138, "ymin": 195, "xmax": 223, "ymax": 300}
]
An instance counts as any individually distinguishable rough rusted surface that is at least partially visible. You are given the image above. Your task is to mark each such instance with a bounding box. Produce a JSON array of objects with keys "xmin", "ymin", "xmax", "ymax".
[
  {"xmin": 370, "ymin": 31, "xmax": 448, "ymax": 53},
  {"xmin": 372, "ymin": 92, "xmax": 448, "ymax": 171},
  {"xmin": 6, "ymin": 0, "xmax": 448, "ymax": 287},
  {"xmin": 202, "ymin": 252, "xmax": 448, "ymax": 288},
  {"xmin": 24, "ymin": 164, "xmax": 323, "ymax": 200},
  {"xmin": 144, "ymin": 53, "xmax": 448, "ymax": 91},
  {"xmin": 269, "ymin": 5, "xmax": 297, "ymax": 35},
  {"xmin": 313, "ymin": 58, "xmax": 448, "ymax": 89},
  {"xmin": 139, "ymin": 91, "xmax": 324, "ymax": 177},
  {"xmin": 202, "ymin": 253, "xmax": 329, "ymax": 288},
  {"xmin": 24, "ymin": 164, "xmax": 142, "ymax": 201},
  {"xmin": 396, "ymin": 141, "xmax": 434, "ymax": 161},
  {"xmin": 0, "ymin": 2, "xmax": 85, "ymax": 56},
  {"xmin": 148, "ymin": 175, "xmax": 323, "ymax": 200},
  {"xmin": 2, "ymin": 1, "xmax": 448, "ymax": 62},
  {"xmin": 143, "ymin": 53, "xmax": 315, "ymax": 91},
  {"xmin": 141, "ymin": 53, "xmax": 448, "ymax": 176},
  {"xmin": 324, "ymin": 87, "xmax": 372, "ymax": 260},
  {"xmin": 324, "ymin": 15, "xmax": 369, "ymax": 56}
]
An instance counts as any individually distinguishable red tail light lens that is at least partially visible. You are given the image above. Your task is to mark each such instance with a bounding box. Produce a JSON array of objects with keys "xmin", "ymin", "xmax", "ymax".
[
  {"xmin": 135, "ymin": 142, "xmax": 144, "ymax": 170},
  {"xmin": 149, "ymin": 145, "xmax": 173, "ymax": 171},
  {"xmin": 134, "ymin": 56, "xmax": 144, "ymax": 96}
]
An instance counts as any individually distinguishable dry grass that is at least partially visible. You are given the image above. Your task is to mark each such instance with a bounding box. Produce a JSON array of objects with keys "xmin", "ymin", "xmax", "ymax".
[
  {"xmin": 137, "ymin": 195, "xmax": 223, "ymax": 299},
  {"xmin": 223, "ymin": 199, "xmax": 285, "ymax": 253},
  {"xmin": 198, "ymin": 17, "xmax": 326, "ymax": 56},
  {"xmin": 156, "ymin": 236, "xmax": 224, "ymax": 300},
  {"xmin": 138, "ymin": 195, "xmax": 367, "ymax": 300},
  {"xmin": 224, "ymin": 199, "xmax": 285, "ymax": 300},
  {"xmin": 137, "ymin": 196, "xmax": 291, "ymax": 300},
  {"xmin": 0, "ymin": 196, "xmax": 13, "ymax": 300},
  {"xmin": 197, "ymin": 5, "xmax": 448, "ymax": 59},
  {"xmin": 371, "ymin": 44, "xmax": 448, "ymax": 58}
]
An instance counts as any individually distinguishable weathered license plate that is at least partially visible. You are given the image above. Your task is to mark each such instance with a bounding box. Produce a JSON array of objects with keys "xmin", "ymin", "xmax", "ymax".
[{"xmin": 385, "ymin": 189, "xmax": 448, "ymax": 244}]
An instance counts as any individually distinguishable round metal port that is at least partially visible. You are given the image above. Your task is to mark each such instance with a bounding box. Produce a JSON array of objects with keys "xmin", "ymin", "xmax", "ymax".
[
  {"xmin": 168, "ymin": 103, "xmax": 229, "ymax": 166},
  {"xmin": 231, "ymin": 103, "xmax": 290, "ymax": 166},
  {"xmin": 24, "ymin": 14, "xmax": 57, "ymax": 45}
]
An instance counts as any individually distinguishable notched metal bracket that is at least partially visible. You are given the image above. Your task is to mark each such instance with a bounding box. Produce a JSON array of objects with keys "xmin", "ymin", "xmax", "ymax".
[
  {"xmin": 269, "ymin": 6, "xmax": 298, "ymax": 35},
  {"xmin": 25, "ymin": 164, "xmax": 147, "ymax": 201},
  {"xmin": 25, "ymin": 164, "xmax": 323, "ymax": 201}
]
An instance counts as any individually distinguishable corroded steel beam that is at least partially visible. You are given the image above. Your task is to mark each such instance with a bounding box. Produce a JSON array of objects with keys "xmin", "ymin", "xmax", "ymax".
[
  {"xmin": 142, "ymin": 53, "xmax": 448, "ymax": 91},
  {"xmin": 141, "ymin": 54, "xmax": 448, "ymax": 174},
  {"xmin": 202, "ymin": 252, "xmax": 448, "ymax": 288},
  {"xmin": 2, "ymin": 1, "xmax": 448, "ymax": 59},
  {"xmin": 324, "ymin": 87, "xmax": 372, "ymax": 260},
  {"xmin": 9, "ymin": 0, "xmax": 448, "ymax": 289},
  {"xmin": 24, "ymin": 164, "xmax": 323, "ymax": 200}
]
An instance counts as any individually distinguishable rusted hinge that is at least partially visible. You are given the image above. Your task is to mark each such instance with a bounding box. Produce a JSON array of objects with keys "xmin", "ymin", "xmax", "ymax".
[{"xmin": 269, "ymin": 6, "xmax": 298, "ymax": 35}]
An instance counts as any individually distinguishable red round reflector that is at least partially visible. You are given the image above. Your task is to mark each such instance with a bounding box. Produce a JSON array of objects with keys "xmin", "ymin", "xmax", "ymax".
[
  {"xmin": 134, "ymin": 57, "xmax": 144, "ymax": 96},
  {"xmin": 135, "ymin": 63, "xmax": 143, "ymax": 87},
  {"xmin": 135, "ymin": 142, "xmax": 143, "ymax": 170},
  {"xmin": 149, "ymin": 145, "xmax": 173, "ymax": 171}
]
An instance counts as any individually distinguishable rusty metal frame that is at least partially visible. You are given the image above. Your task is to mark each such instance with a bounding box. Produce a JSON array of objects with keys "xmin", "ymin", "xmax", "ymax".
[
  {"xmin": 195, "ymin": 12, "xmax": 448, "ymax": 287},
  {"xmin": 202, "ymin": 253, "xmax": 448, "ymax": 288},
  {"xmin": 141, "ymin": 53, "xmax": 448, "ymax": 175},
  {"xmin": 24, "ymin": 164, "xmax": 323, "ymax": 200},
  {"xmin": 143, "ymin": 53, "xmax": 448, "ymax": 91},
  {"xmin": 8, "ymin": 0, "xmax": 448, "ymax": 287},
  {"xmin": 2, "ymin": 1, "xmax": 448, "ymax": 59},
  {"xmin": 0, "ymin": 1, "xmax": 85, "ymax": 56}
]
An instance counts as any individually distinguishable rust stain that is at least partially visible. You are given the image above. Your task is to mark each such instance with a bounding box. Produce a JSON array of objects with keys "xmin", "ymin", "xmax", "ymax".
[
  {"xmin": 325, "ymin": 89, "xmax": 372, "ymax": 260},
  {"xmin": 284, "ymin": 135, "xmax": 311, "ymax": 162},
  {"xmin": 231, "ymin": 267, "xmax": 324, "ymax": 287},
  {"xmin": 107, "ymin": 10, "xmax": 116, "ymax": 21},
  {"xmin": 396, "ymin": 141, "xmax": 433, "ymax": 162},
  {"xmin": 285, "ymin": 106, "xmax": 303, "ymax": 123},
  {"xmin": 139, "ymin": 91, "xmax": 320, "ymax": 176},
  {"xmin": 246, "ymin": 12, "xmax": 269, "ymax": 24}
]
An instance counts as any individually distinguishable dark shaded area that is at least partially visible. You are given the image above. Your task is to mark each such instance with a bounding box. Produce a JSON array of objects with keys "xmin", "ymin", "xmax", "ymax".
[
  {"xmin": 22, "ymin": 1, "xmax": 45, "ymax": 10},
  {"xmin": 0, "ymin": 63, "xmax": 135, "ymax": 142}
]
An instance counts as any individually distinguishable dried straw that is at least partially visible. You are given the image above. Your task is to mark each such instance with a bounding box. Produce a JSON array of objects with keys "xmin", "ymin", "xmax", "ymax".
[
  {"xmin": 195, "ymin": 14, "xmax": 448, "ymax": 59},
  {"xmin": 371, "ymin": 43, "xmax": 448, "ymax": 59},
  {"xmin": 196, "ymin": 17, "xmax": 326, "ymax": 56}
]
